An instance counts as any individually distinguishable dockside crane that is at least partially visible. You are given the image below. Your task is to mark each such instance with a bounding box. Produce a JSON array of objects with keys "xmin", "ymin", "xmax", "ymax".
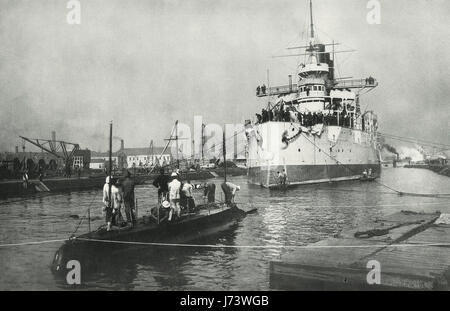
[{"xmin": 19, "ymin": 135, "xmax": 80, "ymax": 170}]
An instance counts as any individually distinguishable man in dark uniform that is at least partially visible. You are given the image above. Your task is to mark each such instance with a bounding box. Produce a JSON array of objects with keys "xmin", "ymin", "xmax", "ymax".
[
  {"xmin": 122, "ymin": 171, "xmax": 136, "ymax": 225},
  {"xmin": 153, "ymin": 168, "xmax": 169, "ymax": 203},
  {"xmin": 203, "ymin": 182, "xmax": 216, "ymax": 204}
]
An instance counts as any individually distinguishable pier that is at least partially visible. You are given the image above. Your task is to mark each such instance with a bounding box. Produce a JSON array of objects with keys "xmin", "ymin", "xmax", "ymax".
[
  {"xmin": 405, "ymin": 164, "xmax": 450, "ymax": 178},
  {"xmin": 0, "ymin": 169, "xmax": 243, "ymax": 198},
  {"xmin": 270, "ymin": 211, "xmax": 450, "ymax": 290}
]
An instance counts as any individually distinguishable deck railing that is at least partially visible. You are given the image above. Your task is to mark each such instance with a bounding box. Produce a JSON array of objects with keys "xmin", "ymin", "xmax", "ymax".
[
  {"xmin": 256, "ymin": 84, "xmax": 298, "ymax": 97},
  {"xmin": 334, "ymin": 78, "xmax": 378, "ymax": 89},
  {"xmin": 256, "ymin": 78, "xmax": 377, "ymax": 97}
]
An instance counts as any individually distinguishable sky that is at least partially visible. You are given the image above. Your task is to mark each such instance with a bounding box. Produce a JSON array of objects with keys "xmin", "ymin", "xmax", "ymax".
[{"xmin": 0, "ymin": 0, "xmax": 449, "ymax": 153}]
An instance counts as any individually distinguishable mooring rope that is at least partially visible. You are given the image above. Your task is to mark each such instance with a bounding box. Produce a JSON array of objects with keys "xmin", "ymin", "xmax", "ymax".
[
  {"xmin": 0, "ymin": 239, "xmax": 69, "ymax": 248},
  {"xmin": 299, "ymin": 131, "xmax": 450, "ymax": 198},
  {"xmin": 1, "ymin": 237, "xmax": 450, "ymax": 250},
  {"xmin": 58, "ymin": 237, "xmax": 450, "ymax": 250},
  {"xmin": 3, "ymin": 225, "xmax": 450, "ymax": 250},
  {"xmin": 236, "ymin": 201, "xmax": 450, "ymax": 209}
]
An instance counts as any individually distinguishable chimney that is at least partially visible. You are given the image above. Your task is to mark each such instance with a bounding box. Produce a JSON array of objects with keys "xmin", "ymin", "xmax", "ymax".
[
  {"xmin": 121, "ymin": 139, "xmax": 124, "ymax": 150},
  {"xmin": 15, "ymin": 146, "xmax": 19, "ymax": 154},
  {"xmin": 52, "ymin": 131, "xmax": 56, "ymax": 143}
]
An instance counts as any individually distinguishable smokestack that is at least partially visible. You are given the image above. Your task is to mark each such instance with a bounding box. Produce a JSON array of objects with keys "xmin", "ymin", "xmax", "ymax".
[
  {"xmin": 288, "ymin": 75, "xmax": 292, "ymax": 92},
  {"xmin": 52, "ymin": 131, "xmax": 56, "ymax": 143},
  {"xmin": 121, "ymin": 139, "xmax": 124, "ymax": 150},
  {"xmin": 15, "ymin": 146, "xmax": 19, "ymax": 154}
]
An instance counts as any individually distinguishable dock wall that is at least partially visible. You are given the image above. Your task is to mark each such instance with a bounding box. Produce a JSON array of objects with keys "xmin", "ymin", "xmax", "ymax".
[{"xmin": 405, "ymin": 164, "xmax": 450, "ymax": 178}]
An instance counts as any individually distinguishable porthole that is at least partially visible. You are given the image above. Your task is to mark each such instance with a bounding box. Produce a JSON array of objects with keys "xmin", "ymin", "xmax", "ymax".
[{"xmin": 298, "ymin": 148, "xmax": 301, "ymax": 152}]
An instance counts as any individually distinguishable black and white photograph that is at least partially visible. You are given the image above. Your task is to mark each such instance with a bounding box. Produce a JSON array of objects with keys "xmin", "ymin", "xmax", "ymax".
[{"xmin": 1, "ymin": 0, "xmax": 450, "ymax": 296}]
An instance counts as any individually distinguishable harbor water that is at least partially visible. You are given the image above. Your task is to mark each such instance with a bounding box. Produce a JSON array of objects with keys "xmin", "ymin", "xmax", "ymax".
[{"xmin": 1, "ymin": 167, "xmax": 450, "ymax": 290}]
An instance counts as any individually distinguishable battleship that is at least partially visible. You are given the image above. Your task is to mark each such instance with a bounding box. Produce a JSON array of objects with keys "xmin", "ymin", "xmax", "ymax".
[{"xmin": 245, "ymin": 0, "xmax": 381, "ymax": 188}]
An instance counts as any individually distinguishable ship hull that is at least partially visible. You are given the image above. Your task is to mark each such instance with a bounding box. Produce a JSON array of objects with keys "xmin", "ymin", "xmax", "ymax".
[
  {"xmin": 248, "ymin": 163, "xmax": 380, "ymax": 188},
  {"xmin": 246, "ymin": 122, "xmax": 381, "ymax": 188}
]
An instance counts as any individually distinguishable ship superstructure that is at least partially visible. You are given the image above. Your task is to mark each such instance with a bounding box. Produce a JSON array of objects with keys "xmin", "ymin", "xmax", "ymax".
[{"xmin": 246, "ymin": 0, "xmax": 381, "ymax": 188}]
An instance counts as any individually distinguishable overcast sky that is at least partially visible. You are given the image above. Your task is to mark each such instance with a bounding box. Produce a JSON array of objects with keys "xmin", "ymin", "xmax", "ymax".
[{"xmin": 0, "ymin": 0, "xmax": 449, "ymax": 153}]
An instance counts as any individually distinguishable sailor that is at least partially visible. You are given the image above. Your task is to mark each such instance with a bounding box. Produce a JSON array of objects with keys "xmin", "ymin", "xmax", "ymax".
[
  {"xmin": 261, "ymin": 84, "xmax": 266, "ymax": 94},
  {"xmin": 256, "ymin": 85, "xmax": 261, "ymax": 95},
  {"xmin": 277, "ymin": 171, "xmax": 282, "ymax": 184},
  {"xmin": 221, "ymin": 182, "xmax": 240, "ymax": 207},
  {"xmin": 298, "ymin": 112, "xmax": 303, "ymax": 125},
  {"xmin": 362, "ymin": 169, "xmax": 368, "ymax": 178},
  {"xmin": 112, "ymin": 178, "xmax": 124, "ymax": 226},
  {"xmin": 22, "ymin": 170, "xmax": 29, "ymax": 189},
  {"xmin": 280, "ymin": 169, "xmax": 287, "ymax": 185},
  {"xmin": 102, "ymin": 176, "xmax": 113, "ymax": 231},
  {"xmin": 306, "ymin": 112, "xmax": 312, "ymax": 127},
  {"xmin": 153, "ymin": 168, "xmax": 169, "ymax": 203},
  {"xmin": 168, "ymin": 172, "xmax": 182, "ymax": 221},
  {"xmin": 368, "ymin": 168, "xmax": 373, "ymax": 177},
  {"xmin": 122, "ymin": 171, "xmax": 136, "ymax": 225},
  {"xmin": 262, "ymin": 109, "xmax": 268, "ymax": 123},
  {"xmin": 182, "ymin": 179, "xmax": 196, "ymax": 212},
  {"xmin": 160, "ymin": 200, "xmax": 171, "ymax": 219},
  {"xmin": 203, "ymin": 182, "xmax": 216, "ymax": 203},
  {"xmin": 255, "ymin": 113, "xmax": 262, "ymax": 124},
  {"xmin": 175, "ymin": 168, "xmax": 183, "ymax": 182}
]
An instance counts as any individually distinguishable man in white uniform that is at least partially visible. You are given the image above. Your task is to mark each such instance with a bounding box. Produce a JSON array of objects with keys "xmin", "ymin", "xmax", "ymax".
[{"xmin": 168, "ymin": 172, "xmax": 181, "ymax": 221}]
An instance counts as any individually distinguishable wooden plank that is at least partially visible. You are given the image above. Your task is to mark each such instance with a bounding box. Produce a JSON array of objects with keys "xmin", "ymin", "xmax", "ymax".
[
  {"xmin": 270, "ymin": 261, "xmax": 436, "ymax": 290},
  {"xmin": 270, "ymin": 212, "xmax": 446, "ymax": 290}
]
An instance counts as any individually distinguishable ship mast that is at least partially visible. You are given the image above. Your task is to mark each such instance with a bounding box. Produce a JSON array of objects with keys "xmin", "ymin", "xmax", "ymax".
[
  {"xmin": 309, "ymin": 0, "xmax": 315, "ymax": 41},
  {"xmin": 306, "ymin": 0, "xmax": 317, "ymax": 63},
  {"xmin": 108, "ymin": 121, "xmax": 112, "ymax": 215}
]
